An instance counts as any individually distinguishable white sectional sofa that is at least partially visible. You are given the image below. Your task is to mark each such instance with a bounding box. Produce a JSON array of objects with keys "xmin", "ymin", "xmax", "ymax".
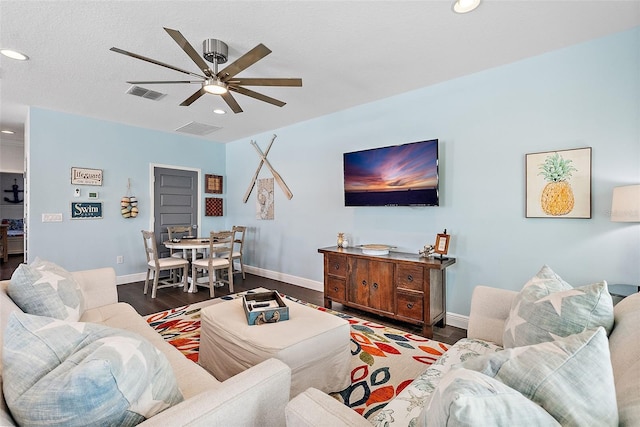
[
  {"xmin": 287, "ymin": 278, "xmax": 640, "ymax": 426},
  {"xmin": 1, "ymin": 266, "xmax": 292, "ymax": 426}
]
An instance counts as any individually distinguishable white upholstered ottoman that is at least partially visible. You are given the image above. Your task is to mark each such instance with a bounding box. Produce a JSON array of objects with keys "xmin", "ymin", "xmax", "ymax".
[{"xmin": 199, "ymin": 297, "xmax": 351, "ymax": 397}]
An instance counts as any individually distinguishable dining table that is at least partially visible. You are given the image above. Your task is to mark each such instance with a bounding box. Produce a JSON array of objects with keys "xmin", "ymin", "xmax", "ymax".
[{"xmin": 163, "ymin": 237, "xmax": 212, "ymax": 293}]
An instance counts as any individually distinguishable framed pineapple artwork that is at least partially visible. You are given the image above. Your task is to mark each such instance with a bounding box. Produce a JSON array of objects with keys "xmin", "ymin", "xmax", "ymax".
[{"xmin": 525, "ymin": 147, "xmax": 592, "ymax": 218}]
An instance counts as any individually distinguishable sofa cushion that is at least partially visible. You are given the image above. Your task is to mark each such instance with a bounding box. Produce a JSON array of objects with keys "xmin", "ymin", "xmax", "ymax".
[
  {"xmin": 463, "ymin": 327, "xmax": 618, "ymax": 426},
  {"xmin": 502, "ymin": 265, "xmax": 613, "ymax": 348},
  {"xmin": 8, "ymin": 258, "xmax": 85, "ymax": 321},
  {"xmin": 375, "ymin": 338, "xmax": 502, "ymax": 427},
  {"xmin": 422, "ymin": 366, "xmax": 560, "ymax": 426},
  {"xmin": 2, "ymin": 312, "xmax": 184, "ymax": 427}
]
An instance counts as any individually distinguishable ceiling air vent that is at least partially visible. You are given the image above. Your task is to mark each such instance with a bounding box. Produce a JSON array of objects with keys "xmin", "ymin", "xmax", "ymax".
[
  {"xmin": 126, "ymin": 85, "xmax": 166, "ymax": 101},
  {"xmin": 175, "ymin": 121, "xmax": 222, "ymax": 136}
]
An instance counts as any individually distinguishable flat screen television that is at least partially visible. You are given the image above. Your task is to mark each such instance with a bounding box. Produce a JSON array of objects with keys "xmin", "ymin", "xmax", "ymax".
[{"xmin": 343, "ymin": 139, "xmax": 439, "ymax": 207}]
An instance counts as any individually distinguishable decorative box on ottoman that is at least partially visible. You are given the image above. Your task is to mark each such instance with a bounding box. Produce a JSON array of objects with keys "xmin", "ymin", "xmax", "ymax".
[
  {"xmin": 199, "ymin": 296, "xmax": 351, "ymax": 397},
  {"xmin": 242, "ymin": 290, "xmax": 289, "ymax": 325}
]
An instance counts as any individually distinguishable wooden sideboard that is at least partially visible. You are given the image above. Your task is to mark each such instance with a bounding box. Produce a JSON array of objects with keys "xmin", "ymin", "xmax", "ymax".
[{"xmin": 318, "ymin": 246, "xmax": 456, "ymax": 338}]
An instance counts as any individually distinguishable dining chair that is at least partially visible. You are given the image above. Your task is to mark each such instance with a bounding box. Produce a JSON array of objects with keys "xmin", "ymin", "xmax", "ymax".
[
  {"xmin": 141, "ymin": 230, "xmax": 189, "ymax": 298},
  {"xmin": 167, "ymin": 225, "xmax": 204, "ymax": 282},
  {"xmin": 167, "ymin": 225, "xmax": 194, "ymax": 258},
  {"xmin": 223, "ymin": 225, "xmax": 247, "ymax": 279},
  {"xmin": 191, "ymin": 230, "xmax": 235, "ymax": 298}
]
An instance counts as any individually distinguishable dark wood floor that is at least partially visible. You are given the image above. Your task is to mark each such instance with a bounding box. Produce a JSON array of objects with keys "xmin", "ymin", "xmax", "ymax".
[
  {"xmin": 1, "ymin": 254, "xmax": 24, "ymax": 280},
  {"xmin": 1, "ymin": 255, "xmax": 466, "ymax": 345}
]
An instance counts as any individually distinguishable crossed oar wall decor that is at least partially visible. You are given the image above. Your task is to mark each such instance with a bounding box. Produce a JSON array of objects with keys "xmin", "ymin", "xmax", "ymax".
[{"xmin": 243, "ymin": 134, "xmax": 293, "ymax": 203}]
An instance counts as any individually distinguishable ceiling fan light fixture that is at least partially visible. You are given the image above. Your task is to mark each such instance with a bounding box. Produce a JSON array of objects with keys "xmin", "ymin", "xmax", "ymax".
[
  {"xmin": 203, "ymin": 79, "xmax": 228, "ymax": 95},
  {"xmin": 453, "ymin": 0, "xmax": 481, "ymax": 13},
  {"xmin": 213, "ymin": 109, "xmax": 226, "ymax": 115}
]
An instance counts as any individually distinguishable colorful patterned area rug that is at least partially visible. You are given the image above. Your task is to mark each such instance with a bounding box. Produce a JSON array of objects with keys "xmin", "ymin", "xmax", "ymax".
[{"xmin": 144, "ymin": 289, "xmax": 449, "ymax": 420}]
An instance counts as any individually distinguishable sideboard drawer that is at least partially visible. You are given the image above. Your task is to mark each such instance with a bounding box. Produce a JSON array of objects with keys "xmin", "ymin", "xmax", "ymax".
[
  {"xmin": 396, "ymin": 292, "xmax": 424, "ymax": 322},
  {"xmin": 326, "ymin": 254, "xmax": 347, "ymax": 278},
  {"xmin": 325, "ymin": 277, "xmax": 346, "ymax": 301},
  {"xmin": 396, "ymin": 264, "xmax": 424, "ymax": 292}
]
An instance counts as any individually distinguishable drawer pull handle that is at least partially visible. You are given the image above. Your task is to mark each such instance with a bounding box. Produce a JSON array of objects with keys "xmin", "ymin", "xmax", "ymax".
[
  {"xmin": 373, "ymin": 282, "xmax": 379, "ymax": 289},
  {"xmin": 333, "ymin": 286, "xmax": 339, "ymax": 292},
  {"xmin": 362, "ymin": 280, "xmax": 367, "ymax": 286},
  {"xmin": 407, "ymin": 274, "xmax": 413, "ymax": 282},
  {"xmin": 334, "ymin": 263, "xmax": 340, "ymax": 270},
  {"xmin": 407, "ymin": 303, "xmax": 414, "ymax": 309}
]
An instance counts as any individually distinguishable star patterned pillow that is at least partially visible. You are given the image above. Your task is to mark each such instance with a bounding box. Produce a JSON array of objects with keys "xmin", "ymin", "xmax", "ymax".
[
  {"xmin": 502, "ymin": 265, "xmax": 614, "ymax": 348},
  {"xmin": 8, "ymin": 258, "xmax": 85, "ymax": 321},
  {"xmin": 3, "ymin": 312, "xmax": 184, "ymax": 426}
]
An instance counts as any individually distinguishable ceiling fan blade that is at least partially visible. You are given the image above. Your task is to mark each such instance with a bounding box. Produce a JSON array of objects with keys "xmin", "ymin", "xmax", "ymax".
[
  {"xmin": 110, "ymin": 47, "xmax": 205, "ymax": 79},
  {"xmin": 180, "ymin": 88, "xmax": 206, "ymax": 106},
  {"xmin": 127, "ymin": 80, "xmax": 202, "ymax": 84},
  {"xmin": 164, "ymin": 27, "xmax": 214, "ymax": 78},
  {"xmin": 218, "ymin": 44, "xmax": 272, "ymax": 82},
  {"xmin": 221, "ymin": 92, "xmax": 243, "ymax": 114},
  {"xmin": 229, "ymin": 86, "xmax": 286, "ymax": 107},
  {"xmin": 228, "ymin": 78, "xmax": 302, "ymax": 87}
]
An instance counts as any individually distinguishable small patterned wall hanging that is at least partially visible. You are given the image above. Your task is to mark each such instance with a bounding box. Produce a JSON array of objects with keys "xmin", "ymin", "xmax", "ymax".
[
  {"xmin": 205, "ymin": 197, "xmax": 223, "ymax": 216},
  {"xmin": 256, "ymin": 178, "xmax": 274, "ymax": 220},
  {"xmin": 205, "ymin": 174, "xmax": 223, "ymax": 194},
  {"xmin": 120, "ymin": 178, "xmax": 138, "ymax": 219}
]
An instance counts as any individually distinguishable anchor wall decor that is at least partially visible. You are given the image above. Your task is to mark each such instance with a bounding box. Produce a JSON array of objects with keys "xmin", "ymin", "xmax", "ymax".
[
  {"xmin": 3, "ymin": 179, "xmax": 23, "ymax": 204},
  {"xmin": 243, "ymin": 134, "xmax": 293, "ymax": 202}
]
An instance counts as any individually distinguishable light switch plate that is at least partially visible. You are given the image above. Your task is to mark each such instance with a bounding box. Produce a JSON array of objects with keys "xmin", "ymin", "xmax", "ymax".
[{"xmin": 42, "ymin": 213, "xmax": 63, "ymax": 222}]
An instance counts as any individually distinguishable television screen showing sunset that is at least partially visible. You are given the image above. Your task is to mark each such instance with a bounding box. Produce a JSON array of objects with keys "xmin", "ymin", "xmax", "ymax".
[{"xmin": 343, "ymin": 139, "xmax": 439, "ymax": 206}]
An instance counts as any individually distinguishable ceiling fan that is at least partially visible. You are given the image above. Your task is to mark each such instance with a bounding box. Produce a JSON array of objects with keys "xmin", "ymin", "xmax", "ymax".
[{"xmin": 110, "ymin": 27, "xmax": 302, "ymax": 114}]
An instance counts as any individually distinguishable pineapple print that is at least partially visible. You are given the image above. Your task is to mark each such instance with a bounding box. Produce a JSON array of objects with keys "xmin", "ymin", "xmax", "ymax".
[{"xmin": 538, "ymin": 152, "xmax": 577, "ymax": 216}]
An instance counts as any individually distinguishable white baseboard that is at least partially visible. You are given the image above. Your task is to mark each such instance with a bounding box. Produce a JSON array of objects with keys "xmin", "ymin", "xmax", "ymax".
[
  {"xmin": 116, "ymin": 266, "xmax": 469, "ymax": 331},
  {"xmin": 446, "ymin": 312, "xmax": 469, "ymax": 331},
  {"xmin": 116, "ymin": 265, "xmax": 323, "ymax": 291},
  {"xmin": 116, "ymin": 272, "xmax": 147, "ymax": 285},
  {"xmin": 245, "ymin": 265, "xmax": 324, "ymax": 292}
]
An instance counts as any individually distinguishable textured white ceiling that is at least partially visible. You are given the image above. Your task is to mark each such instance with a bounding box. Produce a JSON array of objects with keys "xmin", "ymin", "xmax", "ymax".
[{"xmin": 1, "ymin": 1, "xmax": 639, "ymax": 143}]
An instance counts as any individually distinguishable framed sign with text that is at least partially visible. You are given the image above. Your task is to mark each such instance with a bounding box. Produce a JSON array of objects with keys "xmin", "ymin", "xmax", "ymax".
[
  {"xmin": 71, "ymin": 202, "xmax": 103, "ymax": 219},
  {"xmin": 434, "ymin": 233, "xmax": 450, "ymax": 255},
  {"xmin": 71, "ymin": 167, "xmax": 103, "ymax": 186}
]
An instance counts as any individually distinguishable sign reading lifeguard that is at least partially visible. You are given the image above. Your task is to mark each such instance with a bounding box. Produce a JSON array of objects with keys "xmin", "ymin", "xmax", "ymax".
[{"xmin": 71, "ymin": 167, "xmax": 103, "ymax": 186}]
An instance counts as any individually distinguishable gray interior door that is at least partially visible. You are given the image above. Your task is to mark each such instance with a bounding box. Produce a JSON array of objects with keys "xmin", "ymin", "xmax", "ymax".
[{"xmin": 154, "ymin": 167, "xmax": 198, "ymax": 258}]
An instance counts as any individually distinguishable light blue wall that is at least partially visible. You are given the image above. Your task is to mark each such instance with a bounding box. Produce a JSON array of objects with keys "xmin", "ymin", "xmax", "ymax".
[
  {"xmin": 27, "ymin": 110, "xmax": 226, "ymax": 276},
  {"xmin": 225, "ymin": 27, "xmax": 640, "ymax": 316},
  {"xmin": 25, "ymin": 27, "xmax": 639, "ymax": 318}
]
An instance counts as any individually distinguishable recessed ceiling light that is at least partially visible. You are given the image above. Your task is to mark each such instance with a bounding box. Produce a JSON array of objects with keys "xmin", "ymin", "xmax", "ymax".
[
  {"xmin": 1, "ymin": 130, "xmax": 15, "ymax": 134},
  {"xmin": 0, "ymin": 49, "xmax": 29, "ymax": 61},
  {"xmin": 213, "ymin": 109, "xmax": 226, "ymax": 115},
  {"xmin": 453, "ymin": 0, "xmax": 481, "ymax": 14}
]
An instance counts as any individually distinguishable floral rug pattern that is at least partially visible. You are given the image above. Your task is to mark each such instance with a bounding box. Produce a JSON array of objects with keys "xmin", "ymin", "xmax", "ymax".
[{"xmin": 145, "ymin": 290, "xmax": 449, "ymax": 420}]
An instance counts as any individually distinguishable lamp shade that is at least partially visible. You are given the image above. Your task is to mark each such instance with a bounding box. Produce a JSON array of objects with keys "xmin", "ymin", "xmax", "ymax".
[{"xmin": 611, "ymin": 184, "xmax": 640, "ymax": 222}]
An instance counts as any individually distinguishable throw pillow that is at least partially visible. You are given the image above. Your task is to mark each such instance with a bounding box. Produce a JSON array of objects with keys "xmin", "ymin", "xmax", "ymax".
[
  {"xmin": 464, "ymin": 327, "xmax": 618, "ymax": 426},
  {"xmin": 8, "ymin": 258, "xmax": 85, "ymax": 321},
  {"xmin": 502, "ymin": 265, "xmax": 613, "ymax": 348},
  {"xmin": 421, "ymin": 366, "xmax": 560, "ymax": 426},
  {"xmin": 2, "ymin": 312, "xmax": 184, "ymax": 427}
]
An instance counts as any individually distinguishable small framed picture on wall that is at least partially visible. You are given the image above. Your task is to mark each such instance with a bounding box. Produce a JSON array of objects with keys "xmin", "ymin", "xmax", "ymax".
[{"xmin": 205, "ymin": 174, "xmax": 223, "ymax": 194}]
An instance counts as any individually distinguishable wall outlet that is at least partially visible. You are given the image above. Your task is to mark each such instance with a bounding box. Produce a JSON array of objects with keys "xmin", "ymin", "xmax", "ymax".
[{"xmin": 116, "ymin": 256, "xmax": 124, "ymax": 264}]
